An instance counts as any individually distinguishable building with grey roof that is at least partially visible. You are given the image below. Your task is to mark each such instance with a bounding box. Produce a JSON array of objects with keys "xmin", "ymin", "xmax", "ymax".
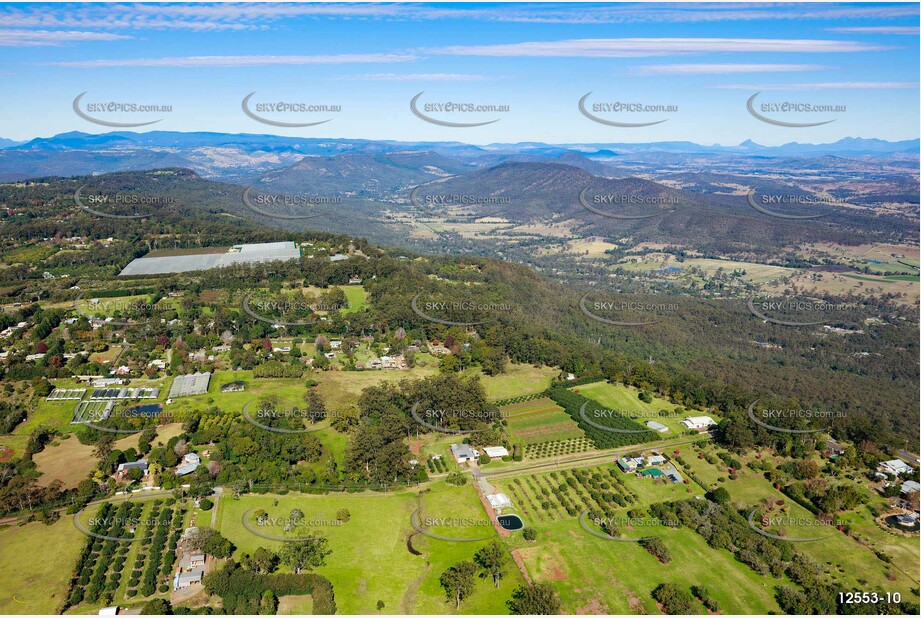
[
  {"xmin": 168, "ymin": 372, "xmax": 211, "ymax": 398},
  {"xmin": 120, "ymin": 242, "xmax": 301, "ymax": 276},
  {"xmin": 450, "ymin": 443, "xmax": 477, "ymax": 463},
  {"xmin": 174, "ymin": 570, "xmax": 204, "ymax": 589}
]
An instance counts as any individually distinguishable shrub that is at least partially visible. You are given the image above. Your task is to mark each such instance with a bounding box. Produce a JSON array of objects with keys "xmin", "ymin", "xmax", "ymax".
[
  {"xmin": 641, "ymin": 537, "xmax": 671, "ymax": 564},
  {"xmin": 691, "ymin": 586, "xmax": 719, "ymax": 612},
  {"xmin": 652, "ymin": 583, "xmax": 696, "ymax": 614}
]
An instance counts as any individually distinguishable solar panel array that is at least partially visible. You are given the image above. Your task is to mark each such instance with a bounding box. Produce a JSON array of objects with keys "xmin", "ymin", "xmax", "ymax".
[{"xmin": 168, "ymin": 372, "xmax": 211, "ymax": 398}]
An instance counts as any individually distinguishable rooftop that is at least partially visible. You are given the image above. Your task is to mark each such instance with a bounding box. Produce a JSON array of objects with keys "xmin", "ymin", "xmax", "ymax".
[{"xmin": 120, "ymin": 242, "xmax": 301, "ymax": 276}]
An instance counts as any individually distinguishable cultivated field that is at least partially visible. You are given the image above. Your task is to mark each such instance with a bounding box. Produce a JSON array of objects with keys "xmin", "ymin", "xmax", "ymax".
[
  {"xmin": 495, "ymin": 461, "xmax": 700, "ymax": 525},
  {"xmin": 503, "ymin": 398, "xmax": 584, "ymax": 445}
]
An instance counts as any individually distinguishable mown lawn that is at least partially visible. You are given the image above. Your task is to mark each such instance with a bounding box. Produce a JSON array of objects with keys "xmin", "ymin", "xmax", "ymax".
[
  {"xmin": 571, "ymin": 380, "xmax": 709, "ymax": 435},
  {"xmin": 469, "ymin": 363, "xmax": 558, "ymax": 401}
]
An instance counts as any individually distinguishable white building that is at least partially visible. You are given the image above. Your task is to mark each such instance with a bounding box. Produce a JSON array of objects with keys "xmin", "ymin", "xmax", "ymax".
[
  {"xmin": 646, "ymin": 420, "xmax": 669, "ymax": 433},
  {"xmin": 680, "ymin": 416, "xmax": 716, "ymax": 430},
  {"xmin": 900, "ymin": 480, "xmax": 921, "ymax": 496},
  {"xmin": 483, "ymin": 446, "xmax": 509, "ymax": 459},
  {"xmin": 880, "ymin": 459, "xmax": 913, "ymax": 476},
  {"xmin": 486, "ymin": 493, "xmax": 513, "ymax": 509}
]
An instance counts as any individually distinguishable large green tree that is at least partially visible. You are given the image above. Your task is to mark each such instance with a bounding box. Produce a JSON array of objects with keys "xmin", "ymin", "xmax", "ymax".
[
  {"xmin": 439, "ymin": 561, "xmax": 478, "ymax": 609},
  {"xmin": 474, "ymin": 541, "xmax": 509, "ymax": 588},
  {"xmin": 278, "ymin": 536, "xmax": 331, "ymax": 574}
]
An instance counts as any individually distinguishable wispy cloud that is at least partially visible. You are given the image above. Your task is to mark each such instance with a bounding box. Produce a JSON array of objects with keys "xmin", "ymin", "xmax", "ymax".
[
  {"xmin": 0, "ymin": 28, "xmax": 132, "ymax": 46},
  {"xmin": 48, "ymin": 53, "xmax": 418, "ymax": 68},
  {"xmin": 828, "ymin": 26, "xmax": 920, "ymax": 35},
  {"xmin": 0, "ymin": 3, "xmax": 917, "ymax": 33},
  {"xmin": 716, "ymin": 82, "xmax": 919, "ymax": 90},
  {"xmin": 334, "ymin": 73, "xmax": 489, "ymax": 81},
  {"xmin": 4, "ymin": 3, "xmax": 920, "ymax": 28},
  {"xmin": 630, "ymin": 63, "xmax": 829, "ymax": 75},
  {"xmin": 430, "ymin": 38, "xmax": 886, "ymax": 58}
]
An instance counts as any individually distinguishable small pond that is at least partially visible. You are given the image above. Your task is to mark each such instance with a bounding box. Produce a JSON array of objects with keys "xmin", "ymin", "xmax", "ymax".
[
  {"xmin": 127, "ymin": 404, "xmax": 163, "ymax": 416},
  {"xmin": 497, "ymin": 514, "xmax": 524, "ymax": 531}
]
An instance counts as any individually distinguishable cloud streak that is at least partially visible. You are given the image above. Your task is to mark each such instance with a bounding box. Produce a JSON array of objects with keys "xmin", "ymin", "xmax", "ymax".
[
  {"xmin": 0, "ymin": 28, "xmax": 132, "ymax": 46},
  {"xmin": 717, "ymin": 81, "xmax": 919, "ymax": 90},
  {"xmin": 48, "ymin": 53, "xmax": 418, "ymax": 68},
  {"xmin": 334, "ymin": 73, "xmax": 489, "ymax": 81},
  {"xmin": 630, "ymin": 63, "xmax": 829, "ymax": 75},
  {"xmin": 0, "ymin": 3, "xmax": 917, "ymax": 30},
  {"xmin": 430, "ymin": 38, "xmax": 886, "ymax": 58},
  {"xmin": 828, "ymin": 26, "xmax": 919, "ymax": 34}
]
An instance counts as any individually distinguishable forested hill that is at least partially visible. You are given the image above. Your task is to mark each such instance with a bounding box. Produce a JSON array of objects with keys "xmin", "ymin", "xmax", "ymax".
[{"xmin": 0, "ymin": 169, "xmax": 917, "ymax": 451}]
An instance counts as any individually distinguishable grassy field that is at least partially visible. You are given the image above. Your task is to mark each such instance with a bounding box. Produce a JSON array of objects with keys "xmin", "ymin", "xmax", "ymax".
[
  {"xmin": 215, "ymin": 481, "xmax": 523, "ymax": 614},
  {"xmin": 503, "ymin": 511, "xmax": 784, "ymax": 614},
  {"xmin": 487, "ymin": 452, "xmax": 791, "ymax": 614},
  {"xmin": 681, "ymin": 444, "xmax": 920, "ymax": 599},
  {"xmin": 617, "ymin": 253, "xmax": 795, "ymax": 285},
  {"xmin": 570, "ymin": 381, "xmax": 708, "ymax": 435},
  {"xmin": 559, "ymin": 238, "xmax": 620, "ymax": 257},
  {"xmin": 113, "ymin": 422, "xmax": 185, "ymax": 452},
  {"xmin": 470, "ymin": 363, "xmax": 558, "ymax": 401},
  {"xmin": 33, "ymin": 435, "xmax": 97, "ymax": 488},
  {"xmin": 296, "ymin": 284, "xmax": 367, "ymax": 314},
  {"xmin": 503, "ymin": 398, "xmax": 584, "ymax": 445},
  {"xmin": 74, "ymin": 294, "xmax": 155, "ymax": 319},
  {"xmin": 341, "ymin": 285, "xmax": 368, "ymax": 313},
  {"xmin": 0, "ymin": 516, "xmax": 86, "ymax": 614},
  {"xmin": 278, "ymin": 594, "xmax": 313, "ymax": 614},
  {"xmin": 311, "ymin": 367, "xmax": 439, "ymax": 416},
  {"xmin": 767, "ymin": 269, "xmax": 919, "ymax": 304}
]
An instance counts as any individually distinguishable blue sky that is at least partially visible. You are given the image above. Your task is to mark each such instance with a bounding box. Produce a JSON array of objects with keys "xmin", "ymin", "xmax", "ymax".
[{"xmin": 0, "ymin": 2, "xmax": 918, "ymax": 144}]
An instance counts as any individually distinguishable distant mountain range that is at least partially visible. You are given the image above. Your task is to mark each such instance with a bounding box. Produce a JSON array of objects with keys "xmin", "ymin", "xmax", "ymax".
[
  {"xmin": 3, "ymin": 131, "xmax": 919, "ymax": 156},
  {"xmin": 257, "ymin": 150, "xmax": 475, "ymax": 199},
  {"xmin": 0, "ymin": 130, "xmax": 916, "ymax": 183}
]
